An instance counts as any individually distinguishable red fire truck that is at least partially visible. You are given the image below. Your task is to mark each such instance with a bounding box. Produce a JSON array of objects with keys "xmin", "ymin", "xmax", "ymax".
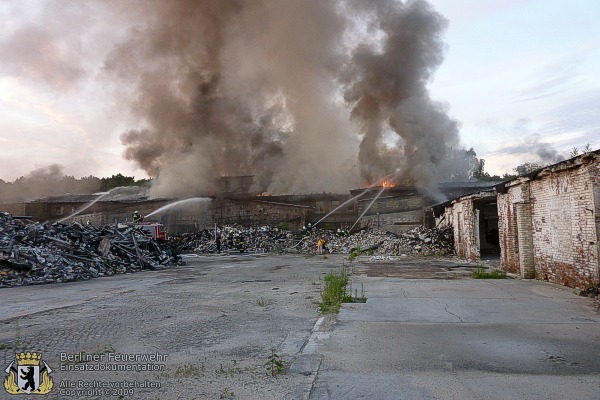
[{"xmin": 134, "ymin": 222, "xmax": 167, "ymax": 240}]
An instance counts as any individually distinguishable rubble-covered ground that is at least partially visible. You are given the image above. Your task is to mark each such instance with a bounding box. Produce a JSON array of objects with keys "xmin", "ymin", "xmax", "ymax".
[
  {"xmin": 0, "ymin": 210, "xmax": 453, "ymax": 287},
  {"xmin": 176, "ymin": 224, "xmax": 454, "ymax": 257},
  {"xmin": 0, "ymin": 212, "xmax": 181, "ymax": 287}
]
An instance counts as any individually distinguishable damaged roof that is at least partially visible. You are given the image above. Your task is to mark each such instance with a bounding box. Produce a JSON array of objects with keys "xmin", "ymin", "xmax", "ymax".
[{"xmin": 495, "ymin": 148, "xmax": 600, "ymax": 194}]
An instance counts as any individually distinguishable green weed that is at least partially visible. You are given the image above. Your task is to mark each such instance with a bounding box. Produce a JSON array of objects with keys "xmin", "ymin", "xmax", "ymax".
[
  {"xmin": 215, "ymin": 360, "xmax": 242, "ymax": 377},
  {"xmin": 155, "ymin": 363, "xmax": 205, "ymax": 380},
  {"xmin": 256, "ymin": 297, "xmax": 273, "ymax": 307},
  {"xmin": 265, "ymin": 352, "xmax": 286, "ymax": 377},
  {"xmin": 174, "ymin": 364, "xmax": 203, "ymax": 377},
  {"xmin": 348, "ymin": 245, "xmax": 362, "ymax": 261},
  {"xmin": 472, "ymin": 266, "xmax": 506, "ymax": 279},
  {"xmin": 220, "ymin": 386, "xmax": 235, "ymax": 399},
  {"xmin": 319, "ymin": 268, "xmax": 366, "ymax": 313}
]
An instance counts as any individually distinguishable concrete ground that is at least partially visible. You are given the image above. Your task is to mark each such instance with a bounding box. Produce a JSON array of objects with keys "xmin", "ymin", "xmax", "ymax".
[
  {"xmin": 0, "ymin": 254, "xmax": 332, "ymax": 399},
  {"xmin": 1, "ymin": 254, "xmax": 599, "ymax": 399},
  {"xmin": 309, "ymin": 259, "xmax": 600, "ymax": 400}
]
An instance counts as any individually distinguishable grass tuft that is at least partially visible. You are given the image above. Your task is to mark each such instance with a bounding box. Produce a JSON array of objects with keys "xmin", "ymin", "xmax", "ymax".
[
  {"xmin": 472, "ymin": 266, "xmax": 506, "ymax": 279},
  {"xmin": 319, "ymin": 268, "xmax": 366, "ymax": 313},
  {"xmin": 256, "ymin": 297, "xmax": 273, "ymax": 307},
  {"xmin": 348, "ymin": 246, "xmax": 361, "ymax": 261},
  {"xmin": 220, "ymin": 386, "xmax": 235, "ymax": 399}
]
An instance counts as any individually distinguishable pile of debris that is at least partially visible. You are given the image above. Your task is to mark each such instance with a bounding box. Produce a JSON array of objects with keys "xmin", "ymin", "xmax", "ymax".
[
  {"xmin": 172, "ymin": 225, "xmax": 301, "ymax": 254},
  {"xmin": 0, "ymin": 212, "xmax": 179, "ymax": 288},
  {"xmin": 303, "ymin": 225, "xmax": 454, "ymax": 256},
  {"xmin": 575, "ymin": 285, "xmax": 600, "ymax": 300},
  {"xmin": 174, "ymin": 224, "xmax": 454, "ymax": 257}
]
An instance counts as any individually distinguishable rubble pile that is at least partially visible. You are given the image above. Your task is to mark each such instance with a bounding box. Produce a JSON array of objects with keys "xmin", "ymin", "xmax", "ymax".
[
  {"xmin": 305, "ymin": 225, "xmax": 455, "ymax": 256},
  {"xmin": 575, "ymin": 285, "xmax": 600, "ymax": 299},
  {"xmin": 173, "ymin": 225, "xmax": 301, "ymax": 254},
  {"xmin": 177, "ymin": 224, "xmax": 454, "ymax": 256},
  {"xmin": 0, "ymin": 212, "xmax": 179, "ymax": 288}
]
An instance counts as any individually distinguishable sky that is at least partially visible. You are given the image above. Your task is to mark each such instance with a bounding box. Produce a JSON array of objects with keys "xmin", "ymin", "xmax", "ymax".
[
  {"xmin": 428, "ymin": 0, "xmax": 600, "ymax": 173},
  {"xmin": 0, "ymin": 0, "xmax": 599, "ymax": 182}
]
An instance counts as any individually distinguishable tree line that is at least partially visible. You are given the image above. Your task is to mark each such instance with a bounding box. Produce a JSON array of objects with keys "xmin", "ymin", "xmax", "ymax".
[{"xmin": 0, "ymin": 170, "xmax": 149, "ymax": 203}]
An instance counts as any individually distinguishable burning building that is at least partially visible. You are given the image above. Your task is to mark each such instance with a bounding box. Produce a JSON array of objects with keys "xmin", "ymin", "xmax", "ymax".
[
  {"xmin": 1, "ymin": 194, "xmax": 172, "ymax": 227},
  {"xmin": 0, "ymin": 175, "xmax": 358, "ymax": 234},
  {"xmin": 351, "ymin": 181, "xmax": 500, "ymax": 234},
  {"xmin": 1, "ymin": 0, "xmax": 494, "ymax": 236}
]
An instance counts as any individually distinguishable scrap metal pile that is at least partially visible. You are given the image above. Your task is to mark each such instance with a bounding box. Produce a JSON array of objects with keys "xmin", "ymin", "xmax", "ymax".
[
  {"xmin": 0, "ymin": 212, "xmax": 179, "ymax": 288},
  {"xmin": 173, "ymin": 224, "xmax": 454, "ymax": 257}
]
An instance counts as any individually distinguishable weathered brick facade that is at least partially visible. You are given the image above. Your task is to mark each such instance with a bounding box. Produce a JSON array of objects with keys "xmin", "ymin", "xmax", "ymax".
[
  {"xmin": 443, "ymin": 197, "xmax": 476, "ymax": 261},
  {"xmin": 436, "ymin": 191, "xmax": 497, "ymax": 262},
  {"xmin": 497, "ymin": 181, "xmax": 529, "ymax": 275},
  {"xmin": 497, "ymin": 151, "xmax": 600, "ymax": 288}
]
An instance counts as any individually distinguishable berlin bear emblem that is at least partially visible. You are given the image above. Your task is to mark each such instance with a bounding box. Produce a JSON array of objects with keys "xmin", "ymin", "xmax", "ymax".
[{"xmin": 3, "ymin": 352, "xmax": 54, "ymax": 395}]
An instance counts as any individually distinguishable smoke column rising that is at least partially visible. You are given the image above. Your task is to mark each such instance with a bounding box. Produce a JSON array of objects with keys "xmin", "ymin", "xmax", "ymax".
[{"xmin": 104, "ymin": 0, "xmax": 463, "ymax": 198}]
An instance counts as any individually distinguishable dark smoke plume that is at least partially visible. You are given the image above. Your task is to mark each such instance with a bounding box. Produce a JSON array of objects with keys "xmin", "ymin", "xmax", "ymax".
[{"xmin": 105, "ymin": 0, "xmax": 464, "ymax": 198}]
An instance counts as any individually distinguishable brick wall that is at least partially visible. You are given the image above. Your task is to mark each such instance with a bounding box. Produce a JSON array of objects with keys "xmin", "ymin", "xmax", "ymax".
[
  {"xmin": 593, "ymin": 162, "xmax": 600, "ymax": 280},
  {"xmin": 448, "ymin": 198, "xmax": 478, "ymax": 261},
  {"xmin": 498, "ymin": 181, "xmax": 528, "ymax": 274},
  {"xmin": 0, "ymin": 203, "xmax": 26, "ymax": 216},
  {"xmin": 515, "ymin": 201, "xmax": 534, "ymax": 278},
  {"xmin": 529, "ymin": 163, "xmax": 599, "ymax": 288},
  {"xmin": 498, "ymin": 157, "xmax": 600, "ymax": 288},
  {"xmin": 361, "ymin": 209, "xmax": 424, "ymax": 234},
  {"xmin": 66, "ymin": 201, "xmax": 172, "ymax": 226}
]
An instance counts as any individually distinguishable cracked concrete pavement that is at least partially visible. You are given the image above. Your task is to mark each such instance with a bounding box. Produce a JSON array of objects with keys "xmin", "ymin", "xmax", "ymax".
[
  {"xmin": 309, "ymin": 266, "xmax": 600, "ymax": 400},
  {"xmin": 0, "ymin": 254, "xmax": 335, "ymax": 399},
  {"xmin": 1, "ymin": 254, "xmax": 599, "ymax": 399}
]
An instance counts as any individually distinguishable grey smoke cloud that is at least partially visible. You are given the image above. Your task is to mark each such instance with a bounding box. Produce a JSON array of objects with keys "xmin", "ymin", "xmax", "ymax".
[
  {"xmin": 0, "ymin": 0, "xmax": 111, "ymax": 92},
  {"xmin": 487, "ymin": 129, "xmax": 567, "ymax": 165},
  {"xmin": 0, "ymin": 164, "xmax": 101, "ymax": 202},
  {"xmin": 103, "ymin": 0, "xmax": 465, "ymax": 198},
  {"xmin": 0, "ymin": 23, "xmax": 85, "ymax": 91},
  {"xmin": 342, "ymin": 0, "xmax": 460, "ymax": 194}
]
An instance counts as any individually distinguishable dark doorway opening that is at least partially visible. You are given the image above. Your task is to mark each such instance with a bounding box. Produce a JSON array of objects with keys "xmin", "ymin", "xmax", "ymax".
[{"xmin": 475, "ymin": 198, "xmax": 500, "ymax": 260}]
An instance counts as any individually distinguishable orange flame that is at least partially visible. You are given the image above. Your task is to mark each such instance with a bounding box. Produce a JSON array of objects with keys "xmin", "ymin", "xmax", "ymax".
[{"xmin": 382, "ymin": 181, "xmax": 396, "ymax": 188}]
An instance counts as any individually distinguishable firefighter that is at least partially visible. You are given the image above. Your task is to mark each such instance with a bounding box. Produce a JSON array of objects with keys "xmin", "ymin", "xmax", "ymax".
[
  {"xmin": 237, "ymin": 235, "xmax": 246, "ymax": 253},
  {"xmin": 317, "ymin": 238, "xmax": 325, "ymax": 254},
  {"xmin": 132, "ymin": 210, "xmax": 142, "ymax": 223}
]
